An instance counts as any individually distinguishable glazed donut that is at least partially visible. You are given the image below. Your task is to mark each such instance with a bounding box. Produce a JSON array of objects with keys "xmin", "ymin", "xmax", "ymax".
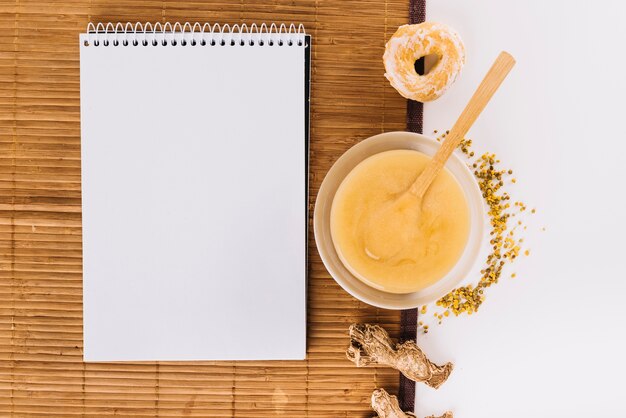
[{"xmin": 383, "ymin": 22, "xmax": 465, "ymax": 102}]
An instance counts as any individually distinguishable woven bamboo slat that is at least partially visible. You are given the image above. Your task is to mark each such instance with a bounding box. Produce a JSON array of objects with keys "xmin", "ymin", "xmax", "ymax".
[{"xmin": 0, "ymin": 0, "xmax": 409, "ymax": 416}]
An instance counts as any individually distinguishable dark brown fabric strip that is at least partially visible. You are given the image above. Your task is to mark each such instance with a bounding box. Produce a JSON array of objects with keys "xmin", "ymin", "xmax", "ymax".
[
  {"xmin": 406, "ymin": 0, "xmax": 426, "ymax": 137},
  {"xmin": 399, "ymin": 0, "xmax": 426, "ymax": 412},
  {"xmin": 398, "ymin": 309, "xmax": 418, "ymax": 410}
]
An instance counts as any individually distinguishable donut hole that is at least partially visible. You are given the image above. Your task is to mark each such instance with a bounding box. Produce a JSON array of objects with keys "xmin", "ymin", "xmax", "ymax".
[{"xmin": 415, "ymin": 54, "xmax": 441, "ymax": 75}]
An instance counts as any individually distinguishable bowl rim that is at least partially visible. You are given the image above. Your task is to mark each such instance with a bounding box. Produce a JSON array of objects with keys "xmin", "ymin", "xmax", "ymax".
[{"xmin": 313, "ymin": 131, "xmax": 485, "ymax": 310}]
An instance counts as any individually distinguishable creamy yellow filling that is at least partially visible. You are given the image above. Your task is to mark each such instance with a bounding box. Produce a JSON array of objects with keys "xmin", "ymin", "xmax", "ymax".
[{"xmin": 330, "ymin": 150, "xmax": 470, "ymax": 294}]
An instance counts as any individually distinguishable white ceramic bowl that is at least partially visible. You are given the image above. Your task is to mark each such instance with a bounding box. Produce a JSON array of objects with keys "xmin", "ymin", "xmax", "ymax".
[{"xmin": 314, "ymin": 131, "xmax": 484, "ymax": 310}]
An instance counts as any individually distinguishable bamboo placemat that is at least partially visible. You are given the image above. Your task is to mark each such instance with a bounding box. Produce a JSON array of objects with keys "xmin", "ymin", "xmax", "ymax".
[{"xmin": 0, "ymin": 0, "xmax": 410, "ymax": 416}]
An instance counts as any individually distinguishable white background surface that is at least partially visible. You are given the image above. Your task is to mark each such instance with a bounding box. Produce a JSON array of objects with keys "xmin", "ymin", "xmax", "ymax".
[
  {"xmin": 80, "ymin": 34, "xmax": 306, "ymax": 361},
  {"xmin": 416, "ymin": 0, "xmax": 626, "ymax": 416}
]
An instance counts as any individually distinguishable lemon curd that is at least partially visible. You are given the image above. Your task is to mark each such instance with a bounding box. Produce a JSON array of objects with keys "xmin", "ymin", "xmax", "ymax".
[{"xmin": 330, "ymin": 150, "xmax": 470, "ymax": 294}]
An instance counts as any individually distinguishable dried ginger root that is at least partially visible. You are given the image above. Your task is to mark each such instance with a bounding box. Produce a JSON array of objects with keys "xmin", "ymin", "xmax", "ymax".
[
  {"xmin": 371, "ymin": 388, "xmax": 453, "ymax": 418},
  {"xmin": 347, "ymin": 324, "xmax": 453, "ymax": 389},
  {"xmin": 371, "ymin": 388, "xmax": 417, "ymax": 418},
  {"xmin": 428, "ymin": 412, "xmax": 453, "ymax": 418}
]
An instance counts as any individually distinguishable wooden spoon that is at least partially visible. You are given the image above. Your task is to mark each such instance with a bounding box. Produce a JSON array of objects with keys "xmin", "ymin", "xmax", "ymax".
[
  {"xmin": 363, "ymin": 52, "xmax": 515, "ymax": 262},
  {"xmin": 410, "ymin": 51, "xmax": 516, "ymax": 198}
]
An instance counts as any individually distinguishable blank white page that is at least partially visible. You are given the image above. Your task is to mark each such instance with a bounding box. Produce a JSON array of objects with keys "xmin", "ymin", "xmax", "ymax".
[{"xmin": 80, "ymin": 29, "xmax": 307, "ymax": 361}]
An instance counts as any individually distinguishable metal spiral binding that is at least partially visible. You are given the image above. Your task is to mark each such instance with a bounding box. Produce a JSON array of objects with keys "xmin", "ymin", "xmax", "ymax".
[{"xmin": 84, "ymin": 22, "xmax": 307, "ymax": 47}]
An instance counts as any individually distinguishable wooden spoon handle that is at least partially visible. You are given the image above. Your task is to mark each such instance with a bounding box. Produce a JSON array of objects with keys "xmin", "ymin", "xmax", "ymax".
[{"xmin": 409, "ymin": 51, "xmax": 516, "ymax": 198}]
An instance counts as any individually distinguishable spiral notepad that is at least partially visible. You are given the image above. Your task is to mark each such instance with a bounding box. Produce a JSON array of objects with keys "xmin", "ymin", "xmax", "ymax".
[{"xmin": 80, "ymin": 23, "xmax": 310, "ymax": 361}]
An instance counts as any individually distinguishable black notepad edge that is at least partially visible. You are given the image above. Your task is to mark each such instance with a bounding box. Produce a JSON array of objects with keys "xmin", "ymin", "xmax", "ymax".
[{"xmin": 304, "ymin": 34, "xmax": 311, "ymax": 355}]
